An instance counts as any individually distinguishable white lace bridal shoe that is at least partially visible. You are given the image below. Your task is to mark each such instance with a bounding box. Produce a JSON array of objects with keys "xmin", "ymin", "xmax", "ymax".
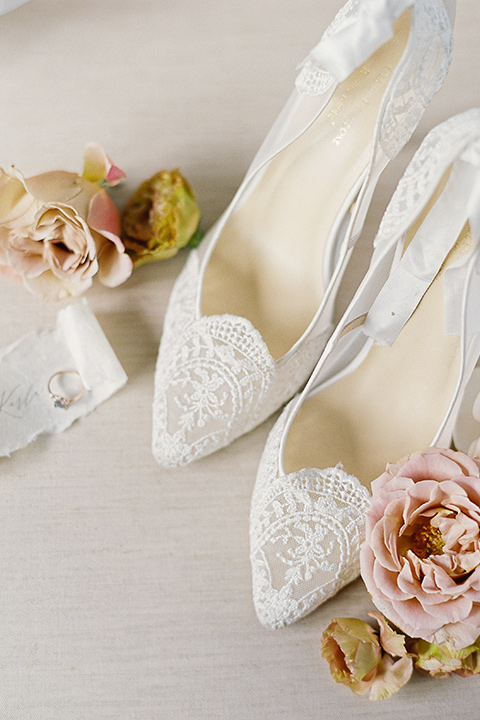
[
  {"xmin": 152, "ymin": 0, "xmax": 455, "ymax": 467},
  {"xmin": 250, "ymin": 108, "xmax": 480, "ymax": 629}
]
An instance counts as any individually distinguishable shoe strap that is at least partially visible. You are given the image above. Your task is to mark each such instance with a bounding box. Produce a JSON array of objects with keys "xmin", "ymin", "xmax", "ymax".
[
  {"xmin": 296, "ymin": 0, "xmax": 453, "ymax": 168},
  {"xmin": 298, "ymin": 0, "xmax": 414, "ymax": 88},
  {"xmin": 435, "ymin": 270, "xmax": 480, "ymax": 451},
  {"xmin": 362, "ymin": 159, "xmax": 479, "ymax": 346}
]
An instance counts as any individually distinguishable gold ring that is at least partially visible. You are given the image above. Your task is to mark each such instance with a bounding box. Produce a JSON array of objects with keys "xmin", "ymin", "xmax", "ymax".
[{"xmin": 48, "ymin": 369, "xmax": 85, "ymax": 409}]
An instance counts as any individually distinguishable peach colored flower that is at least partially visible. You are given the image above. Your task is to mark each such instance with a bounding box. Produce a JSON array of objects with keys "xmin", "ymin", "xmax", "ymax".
[
  {"xmin": 360, "ymin": 448, "xmax": 480, "ymax": 650},
  {"xmin": 321, "ymin": 614, "xmax": 413, "ymax": 701},
  {"xmin": 0, "ymin": 144, "xmax": 132, "ymax": 301}
]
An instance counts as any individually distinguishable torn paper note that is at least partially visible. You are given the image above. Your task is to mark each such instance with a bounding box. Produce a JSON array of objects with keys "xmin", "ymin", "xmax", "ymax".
[{"xmin": 0, "ymin": 300, "xmax": 127, "ymax": 456}]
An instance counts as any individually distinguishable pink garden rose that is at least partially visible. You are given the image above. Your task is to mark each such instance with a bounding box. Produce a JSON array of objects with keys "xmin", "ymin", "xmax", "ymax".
[
  {"xmin": 360, "ymin": 448, "xmax": 480, "ymax": 650},
  {"xmin": 0, "ymin": 144, "xmax": 132, "ymax": 301}
]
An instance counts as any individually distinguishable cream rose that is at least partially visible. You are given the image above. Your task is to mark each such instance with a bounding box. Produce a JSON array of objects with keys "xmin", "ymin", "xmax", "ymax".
[
  {"xmin": 0, "ymin": 144, "xmax": 132, "ymax": 301},
  {"xmin": 360, "ymin": 448, "xmax": 480, "ymax": 650}
]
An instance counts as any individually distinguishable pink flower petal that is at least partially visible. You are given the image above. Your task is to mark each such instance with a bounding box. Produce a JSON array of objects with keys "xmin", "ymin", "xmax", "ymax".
[
  {"xmin": 430, "ymin": 617, "xmax": 480, "ymax": 649},
  {"xmin": 368, "ymin": 655, "xmax": 413, "ymax": 702},
  {"xmin": 398, "ymin": 449, "xmax": 475, "ymax": 483},
  {"xmin": 368, "ymin": 612, "xmax": 409, "ymax": 658},
  {"xmin": 82, "ymin": 142, "xmax": 126, "ymax": 187},
  {"xmin": 373, "ymin": 562, "xmax": 411, "ymax": 601},
  {"xmin": 105, "ymin": 164, "xmax": 127, "ymax": 186},
  {"xmin": 370, "ymin": 520, "xmax": 399, "ymax": 572},
  {"xmin": 87, "ymin": 191, "xmax": 132, "ymax": 286},
  {"xmin": 396, "ymin": 558, "xmax": 422, "ymax": 596},
  {"xmin": 7, "ymin": 241, "xmax": 50, "ymax": 279},
  {"xmin": 87, "ymin": 190, "xmax": 121, "ymax": 239},
  {"xmin": 455, "ymin": 477, "xmax": 480, "ymax": 510},
  {"xmin": 388, "ymin": 596, "xmax": 439, "ymax": 633},
  {"xmin": 96, "ymin": 240, "xmax": 133, "ymax": 287},
  {"xmin": 370, "ymin": 469, "xmax": 396, "ymax": 497}
]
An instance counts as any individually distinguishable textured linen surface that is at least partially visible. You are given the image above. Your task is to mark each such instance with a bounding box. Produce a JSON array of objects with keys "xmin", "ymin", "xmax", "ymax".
[{"xmin": 0, "ymin": 0, "xmax": 479, "ymax": 718}]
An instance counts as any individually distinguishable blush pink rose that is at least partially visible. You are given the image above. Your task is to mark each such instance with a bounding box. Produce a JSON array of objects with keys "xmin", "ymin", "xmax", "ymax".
[
  {"xmin": 0, "ymin": 144, "xmax": 132, "ymax": 301},
  {"xmin": 360, "ymin": 447, "xmax": 480, "ymax": 650}
]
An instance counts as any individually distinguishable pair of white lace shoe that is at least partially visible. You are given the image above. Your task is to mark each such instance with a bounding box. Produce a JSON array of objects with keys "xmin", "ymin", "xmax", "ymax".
[{"xmin": 153, "ymin": 0, "xmax": 480, "ymax": 628}]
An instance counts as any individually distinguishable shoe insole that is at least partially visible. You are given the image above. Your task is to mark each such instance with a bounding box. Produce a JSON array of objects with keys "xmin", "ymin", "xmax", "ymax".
[
  {"xmin": 202, "ymin": 12, "xmax": 411, "ymax": 360},
  {"xmin": 283, "ymin": 210, "xmax": 473, "ymax": 488}
]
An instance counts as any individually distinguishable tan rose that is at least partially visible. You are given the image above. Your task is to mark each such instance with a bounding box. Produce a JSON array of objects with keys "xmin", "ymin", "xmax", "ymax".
[
  {"xmin": 321, "ymin": 615, "xmax": 413, "ymax": 701},
  {"xmin": 0, "ymin": 144, "xmax": 132, "ymax": 301}
]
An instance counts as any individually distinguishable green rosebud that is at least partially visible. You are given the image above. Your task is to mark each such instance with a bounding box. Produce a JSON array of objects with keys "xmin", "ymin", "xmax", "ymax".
[
  {"xmin": 412, "ymin": 637, "xmax": 480, "ymax": 678},
  {"xmin": 121, "ymin": 169, "xmax": 202, "ymax": 266}
]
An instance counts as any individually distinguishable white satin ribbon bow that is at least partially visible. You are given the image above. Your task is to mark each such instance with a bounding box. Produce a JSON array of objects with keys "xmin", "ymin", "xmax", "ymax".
[{"xmin": 307, "ymin": 0, "xmax": 414, "ymax": 84}]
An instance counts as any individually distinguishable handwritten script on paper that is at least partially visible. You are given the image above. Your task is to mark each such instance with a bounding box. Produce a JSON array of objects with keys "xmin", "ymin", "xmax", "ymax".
[
  {"xmin": 0, "ymin": 384, "xmax": 39, "ymax": 419},
  {"xmin": 0, "ymin": 302, "xmax": 128, "ymax": 457}
]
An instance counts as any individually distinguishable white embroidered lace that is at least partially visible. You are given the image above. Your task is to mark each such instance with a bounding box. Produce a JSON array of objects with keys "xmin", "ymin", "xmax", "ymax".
[
  {"xmin": 297, "ymin": 0, "xmax": 453, "ymax": 160},
  {"xmin": 152, "ymin": 0, "xmax": 453, "ymax": 468},
  {"xmin": 153, "ymin": 252, "xmax": 328, "ymax": 467},
  {"xmin": 295, "ymin": 0, "xmax": 359, "ymax": 96},
  {"xmin": 375, "ymin": 109, "xmax": 480, "ymax": 247},
  {"xmin": 249, "ymin": 402, "xmax": 371, "ymax": 628},
  {"xmin": 250, "ymin": 110, "xmax": 480, "ymax": 632},
  {"xmin": 378, "ymin": 0, "xmax": 452, "ymax": 159}
]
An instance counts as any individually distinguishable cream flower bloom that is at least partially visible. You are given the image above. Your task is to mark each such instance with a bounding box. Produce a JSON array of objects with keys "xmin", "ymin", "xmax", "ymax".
[{"xmin": 0, "ymin": 145, "xmax": 132, "ymax": 301}]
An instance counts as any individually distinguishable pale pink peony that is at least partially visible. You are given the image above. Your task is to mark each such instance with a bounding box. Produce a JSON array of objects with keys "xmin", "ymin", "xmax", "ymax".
[
  {"xmin": 360, "ymin": 447, "xmax": 480, "ymax": 650},
  {"xmin": 0, "ymin": 144, "xmax": 132, "ymax": 301}
]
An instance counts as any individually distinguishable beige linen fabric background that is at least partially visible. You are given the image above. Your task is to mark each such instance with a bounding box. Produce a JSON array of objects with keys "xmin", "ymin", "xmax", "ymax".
[{"xmin": 0, "ymin": 1, "xmax": 479, "ymax": 717}]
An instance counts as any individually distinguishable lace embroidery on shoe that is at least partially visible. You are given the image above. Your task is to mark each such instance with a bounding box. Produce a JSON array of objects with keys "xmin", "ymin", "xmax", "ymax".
[
  {"xmin": 250, "ymin": 405, "xmax": 371, "ymax": 628},
  {"xmin": 153, "ymin": 252, "xmax": 328, "ymax": 466},
  {"xmin": 296, "ymin": 0, "xmax": 359, "ymax": 96},
  {"xmin": 295, "ymin": 60, "xmax": 335, "ymax": 97},
  {"xmin": 297, "ymin": 0, "xmax": 452, "ymax": 160},
  {"xmin": 379, "ymin": 0, "xmax": 453, "ymax": 159},
  {"xmin": 375, "ymin": 110, "xmax": 480, "ymax": 248},
  {"xmin": 152, "ymin": 0, "xmax": 453, "ymax": 468}
]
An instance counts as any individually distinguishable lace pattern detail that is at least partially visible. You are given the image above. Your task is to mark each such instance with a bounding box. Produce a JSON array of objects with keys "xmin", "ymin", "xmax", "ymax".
[
  {"xmin": 296, "ymin": 0, "xmax": 359, "ymax": 96},
  {"xmin": 379, "ymin": 0, "xmax": 453, "ymax": 159},
  {"xmin": 250, "ymin": 405, "xmax": 371, "ymax": 628},
  {"xmin": 295, "ymin": 0, "xmax": 452, "ymax": 127},
  {"xmin": 152, "ymin": 0, "xmax": 454, "ymax": 468},
  {"xmin": 153, "ymin": 251, "xmax": 328, "ymax": 467},
  {"xmin": 375, "ymin": 109, "xmax": 480, "ymax": 247},
  {"xmin": 295, "ymin": 61, "xmax": 335, "ymax": 97}
]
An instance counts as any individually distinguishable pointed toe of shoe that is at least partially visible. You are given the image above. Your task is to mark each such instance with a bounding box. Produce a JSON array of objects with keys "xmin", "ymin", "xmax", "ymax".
[
  {"xmin": 152, "ymin": 248, "xmax": 329, "ymax": 467},
  {"xmin": 250, "ymin": 418, "xmax": 371, "ymax": 626},
  {"xmin": 152, "ymin": 313, "xmax": 279, "ymax": 467}
]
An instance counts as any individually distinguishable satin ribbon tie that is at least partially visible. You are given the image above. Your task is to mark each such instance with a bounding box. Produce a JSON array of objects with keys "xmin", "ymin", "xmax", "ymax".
[{"xmin": 297, "ymin": 0, "xmax": 413, "ymax": 95}]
